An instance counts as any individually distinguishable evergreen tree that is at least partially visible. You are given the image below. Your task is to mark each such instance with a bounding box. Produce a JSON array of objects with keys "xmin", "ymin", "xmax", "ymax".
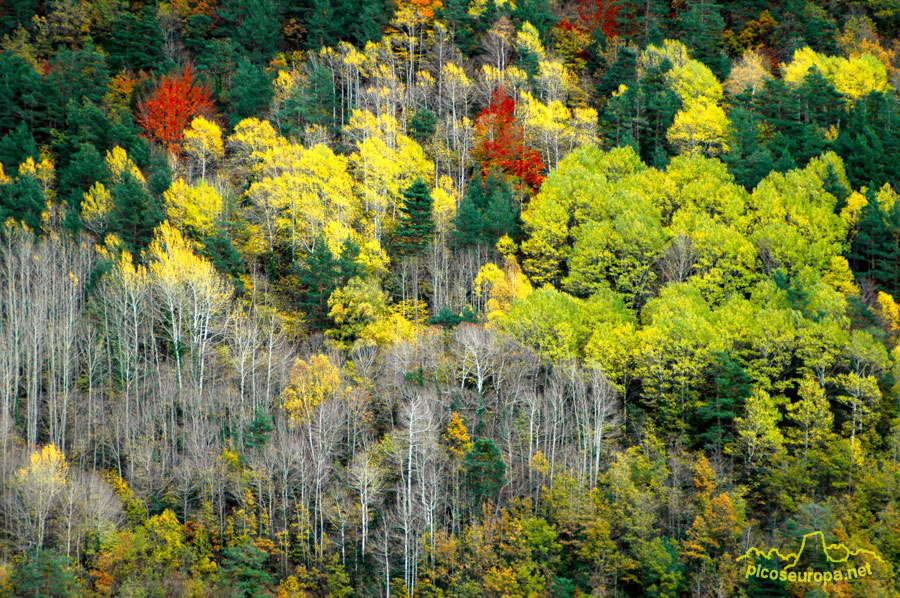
[
  {"xmin": 694, "ymin": 351, "xmax": 751, "ymax": 454},
  {"xmin": 295, "ymin": 237, "xmax": 362, "ymax": 330},
  {"xmin": 393, "ymin": 180, "xmax": 435, "ymax": 257},
  {"xmin": 278, "ymin": 62, "xmax": 339, "ymax": 136},
  {"xmin": 104, "ymin": 7, "xmax": 165, "ymax": 73},
  {"xmin": 0, "ymin": 122, "xmax": 38, "ymax": 170},
  {"xmin": 409, "ymin": 108, "xmax": 438, "ymax": 143},
  {"xmin": 295, "ymin": 239, "xmax": 340, "ymax": 329},
  {"xmin": 228, "ymin": 59, "xmax": 274, "ymax": 125},
  {"xmin": 109, "ymin": 172, "xmax": 164, "ymax": 252},
  {"xmin": 0, "ymin": 171, "xmax": 44, "ymax": 233},
  {"xmin": 221, "ymin": 541, "xmax": 274, "ymax": 598},
  {"xmin": 10, "ymin": 549, "xmax": 83, "ymax": 598},
  {"xmin": 464, "ymin": 438, "xmax": 506, "ymax": 509},
  {"xmin": 453, "ymin": 171, "xmax": 518, "ymax": 248},
  {"xmin": 59, "ymin": 142, "xmax": 107, "ymax": 230},
  {"xmin": 0, "ymin": 51, "xmax": 42, "ymax": 136}
]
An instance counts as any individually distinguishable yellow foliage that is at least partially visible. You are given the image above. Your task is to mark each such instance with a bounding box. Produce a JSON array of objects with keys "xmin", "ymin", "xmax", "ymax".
[
  {"xmin": 516, "ymin": 21, "xmax": 545, "ymax": 59},
  {"xmin": 81, "ymin": 182, "xmax": 113, "ymax": 234},
  {"xmin": 362, "ymin": 309, "xmax": 417, "ymax": 346},
  {"xmin": 229, "ymin": 118, "xmax": 282, "ymax": 166},
  {"xmin": 164, "ymin": 178, "xmax": 223, "ymax": 234},
  {"xmin": 475, "ymin": 248, "xmax": 533, "ymax": 321},
  {"xmin": 182, "ymin": 116, "xmax": 224, "ymax": 179},
  {"xmin": 878, "ymin": 291, "xmax": 900, "ymax": 335},
  {"xmin": 638, "ymin": 39, "xmax": 689, "ymax": 77},
  {"xmin": 106, "ymin": 146, "xmax": 145, "ymax": 184},
  {"xmin": 666, "ymin": 99, "xmax": 731, "ymax": 156},
  {"xmin": 445, "ymin": 411, "xmax": 473, "ymax": 460},
  {"xmin": 148, "ymin": 221, "xmax": 231, "ymax": 312},
  {"xmin": 282, "ymin": 354, "xmax": 344, "ymax": 423},
  {"xmin": 530, "ymin": 450, "xmax": 550, "ymax": 475},
  {"xmin": 18, "ymin": 155, "xmax": 55, "ymax": 196},
  {"xmin": 724, "ymin": 51, "xmax": 772, "ymax": 96},
  {"xmin": 17, "ymin": 444, "xmax": 68, "ymax": 487},
  {"xmin": 432, "ymin": 176, "xmax": 458, "ymax": 234},
  {"xmin": 823, "ymin": 255, "xmax": 857, "ymax": 296},
  {"xmin": 782, "ymin": 47, "xmax": 890, "ymax": 100}
]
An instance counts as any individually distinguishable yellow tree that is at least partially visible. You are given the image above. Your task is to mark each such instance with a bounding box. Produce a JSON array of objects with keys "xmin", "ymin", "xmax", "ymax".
[
  {"xmin": 149, "ymin": 222, "xmax": 231, "ymax": 393},
  {"xmin": 281, "ymin": 354, "xmax": 343, "ymax": 425},
  {"xmin": 666, "ymin": 99, "xmax": 731, "ymax": 157},
  {"xmin": 13, "ymin": 444, "xmax": 68, "ymax": 549},
  {"xmin": 182, "ymin": 116, "xmax": 224, "ymax": 181},
  {"xmin": 163, "ymin": 178, "xmax": 224, "ymax": 236},
  {"xmin": 346, "ymin": 110, "xmax": 433, "ymax": 241}
]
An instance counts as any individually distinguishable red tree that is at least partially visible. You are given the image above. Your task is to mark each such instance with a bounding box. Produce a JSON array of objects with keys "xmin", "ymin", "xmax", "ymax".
[
  {"xmin": 473, "ymin": 87, "xmax": 545, "ymax": 193},
  {"xmin": 576, "ymin": 0, "xmax": 621, "ymax": 38},
  {"xmin": 137, "ymin": 65, "xmax": 213, "ymax": 150}
]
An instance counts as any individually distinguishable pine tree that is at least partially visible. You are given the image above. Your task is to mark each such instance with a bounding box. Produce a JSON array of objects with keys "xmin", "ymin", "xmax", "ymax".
[
  {"xmin": 454, "ymin": 171, "xmax": 518, "ymax": 248},
  {"xmin": 393, "ymin": 180, "xmax": 435, "ymax": 257},
  {"xmin": 0, "ymin": 171, "xmax": 44, "ymax": 233},
  {"xmin": 296, "ymin": 239, "xmax": 340, "ymax": 330},
  {"xmin": 110, "ymin": 171, "xmax": 163, "ymax": 252},
  {"xmin": 228, "ymin": 60, "xmax": 274, "ymax": 125},
  {"xmin": 104, "ymin": 7, "xmax": 165, "ymax": 73}
]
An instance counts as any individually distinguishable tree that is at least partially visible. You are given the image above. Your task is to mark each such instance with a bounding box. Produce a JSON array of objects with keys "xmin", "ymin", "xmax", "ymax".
[
  {"xmin": 11, "ymin": 445, "xmax": 69, "ymax": 550},
  {"xmin": 222, "ymin": 540, "xmax": 274, "ymax": 598},
  {"xmin": 8, "ymin": 549, "xmax": 83, "ymax": 598},
  {"xmin": 454, "ymin": 171, "xmax": 519, "ymax": 249},
  {"xmin": 228, "ymin": 59, "xmax": 274, "ymax": 125},
  {"xmin": 182, "ymin": 116, "xmax": 224, "ymax": 181},
  {"xmin": 110, "ymin": 171, "xmax": 163, "ymax": 252},
  {"xmin": 473, "ymin": 87, "xmax": 545, "ymax": 193},
  {"xmin": 464, "ymin": 438, "xmax": 506, "ymax": 511},
  {"xmin": 666, "ymin": 98, "xmax": 731, "ymax": 156},
  {"xmin": 105, "ymin": 7, "xmax": 165, "ymax": 73},
  {"xmin": 393, "ymin": 180, "xmax": 435, "ymax": 257},
  {"xmin": 137, "ymin": 65, "xmax": 214, "ymax": 151},
  {"xmin": 735, "ymin": 389, "xmax": 784, "ymax": 470}
]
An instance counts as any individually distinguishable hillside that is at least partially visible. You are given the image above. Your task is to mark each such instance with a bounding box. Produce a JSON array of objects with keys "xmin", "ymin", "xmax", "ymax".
[{"xmin": 1, "ymin": 1, "xmax": 900, "ymax": 597}]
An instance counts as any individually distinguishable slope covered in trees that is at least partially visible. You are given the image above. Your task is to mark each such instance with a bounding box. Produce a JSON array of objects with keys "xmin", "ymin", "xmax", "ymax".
[{"xmin": 3, "ymin": 1, "xmax": 900, "ymax": 597}]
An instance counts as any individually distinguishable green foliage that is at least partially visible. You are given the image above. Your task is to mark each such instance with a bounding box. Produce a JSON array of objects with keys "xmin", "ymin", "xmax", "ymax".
[
  {"xmin": 7, "ymin": 549, "xmax": 83, "ymax": 598},
  {"xmin": 104, "ymin": 7, "xmax": 165, "ymax": 73},
  {"xmin": 454, "ymin": 171, "xmax": 519, "ymax": 248},
  {"xmin": 393, "ymin": 179, "xmax": 435, "ymax": 257},
  {"xmin": 221, "ymin": 541, "xmax": 274, "ymax": 598},
  {"xmin": 464, "ymin": 438, "xmax": 506, "ymax": 508},
  {"xmin": 109, "ymin": 172, "xmax": 164, "ymax": 252},
  {"xmin": 228, "ymin": 60, "xmax": 274, "ymax": 125}
]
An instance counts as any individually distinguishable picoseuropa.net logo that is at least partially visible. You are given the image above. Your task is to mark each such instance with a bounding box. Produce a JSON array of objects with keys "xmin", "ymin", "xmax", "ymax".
[{"xmin": 737, "ymin": 531, "xmax": 885, "ymax": 586}]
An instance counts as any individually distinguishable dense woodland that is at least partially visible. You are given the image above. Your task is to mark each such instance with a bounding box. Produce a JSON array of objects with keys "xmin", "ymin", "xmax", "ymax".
[{"xmin": 4, "ymin": 0, "xmax": 900, "ymax": 596}]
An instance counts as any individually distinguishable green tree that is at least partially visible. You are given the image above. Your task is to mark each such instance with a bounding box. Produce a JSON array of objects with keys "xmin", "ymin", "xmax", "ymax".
[
  {"xmin": 228, "ymin": 59, "xmax": 274, "ymax": 125},
  {"xmin": 110, "ymin": 172, "xmax": 164, "ymax": 252},
  {"xmin": 8, "ymin": 549, "xmax": 83, "ymax": 598},
  {"xmin": 393, "ymin": 179, "xmax": 435, "ymax": 257},
  {"xmin": 454, "ymin": 171, "xmax": 518, "ymax": 249},
  {"xmin": 222, "ymin": 541, "xmax": 274, "ymax": 598},
  {"xmin": 104, "ymin": 7, "xmax": 165, "ymax": 73},
  {"xmin": 464, "ymin": 438, "xmax": 506, "ymax": 510}
]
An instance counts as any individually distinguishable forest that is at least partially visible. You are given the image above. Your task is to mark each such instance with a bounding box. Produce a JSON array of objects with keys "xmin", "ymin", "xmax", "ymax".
[{"xmin": 2, "ymin": 0, "xmax": 900, "ymax": 596}]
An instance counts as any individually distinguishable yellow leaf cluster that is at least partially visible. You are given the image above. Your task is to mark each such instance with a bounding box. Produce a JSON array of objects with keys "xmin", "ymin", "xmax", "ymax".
[
  {"xmin": 282, "ymin": 354, "xmax": 344, "ymax": 423},
  {"xmin": 164, "ymin": 178, "xmax": 224, "ymax": 235}
]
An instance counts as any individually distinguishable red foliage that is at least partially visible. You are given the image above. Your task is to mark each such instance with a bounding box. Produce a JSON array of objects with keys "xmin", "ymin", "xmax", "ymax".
[
  {"xmin": 576, "ymin": 0, "xmax": 621, "ymax": 38},
  {"xmin": 137, "ymin": 65, "xmax": 214, "ymax": 151},
  {"xmin": 473, "ymin": 87, "xmax": 545, "ymax": 193}
]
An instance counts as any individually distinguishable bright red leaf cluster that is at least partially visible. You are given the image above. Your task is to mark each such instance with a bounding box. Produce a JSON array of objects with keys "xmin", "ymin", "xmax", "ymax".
[
  {"xmin": 137, "ymin": 65, "xmax": 214, "ymax": 151},
  {"xmin": 473, "ymin": 87, "xmax": 545, "ymax": 193},
  {"xmin": 575, "ymin": 0, "xmax": 621, "ymax": 37}
]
